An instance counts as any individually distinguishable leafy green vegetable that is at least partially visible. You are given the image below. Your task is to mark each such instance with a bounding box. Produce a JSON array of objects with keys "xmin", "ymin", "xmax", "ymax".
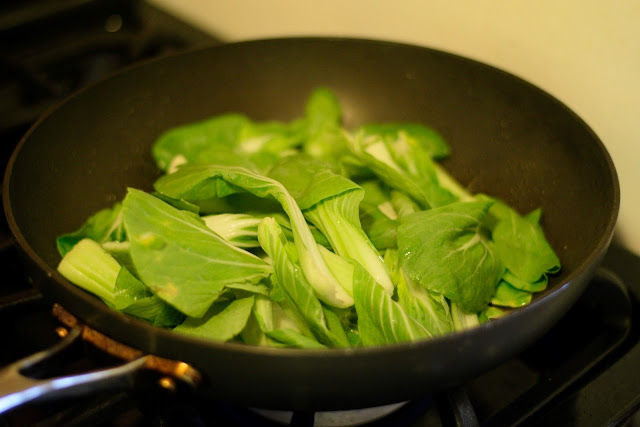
[
  {"xmin": 152, "ymin": 113, "xmax": 304, "ymax": 174},
  {"xmin": 153, "ymin": 113, "xmax": 250, "ymax": 172},
  {"xmin": 491, "ymin": 281, "xmax": 532, "ymax": 307},
  {"xmin": 174, "ymin": 296, "xmax": 255, "ymax": 341},
  {"xmin": 154, "ymin": 164, "xmax": 354, "ymax": 308},
  {"xmin": 100, "ymin": 240, "xmax": 136, "ymax": 276},
  {"xmin": 122, "ymin": 188, "xmax": 272, "ymax": 318},
  {"xmin": 353, "ymin": 262, "xmax": 431, "ymax": 345},
  {"xmin": 479, "ymin": 305, "xmax": 507, "ymax": 323},
  {"xmin": 258, "ymin": 217, "xmax": 349, "ymax": 347},
  {"xmin": 358, "ymin": 181, "xmax": 399, "ymax": 250},
  {"xmin": 383, "ymin": 248, "xmax": 453, "ymax": 337},
  {"xmin": 56, "ymin": 86, "xmax": 562, "ymax": 349},
  {"xmin": 202, "ymin": 213, "xmax": 263, "ymax": 248},
  {"xmin": 301, "ymin": 87, "xmax": 363, "ymax": 177},
  {"xmin": 396, "ymin": 268, "xmax": 454, "ymax": 337},
  {"xmin": 451, "ymin": 302, "xmax": 480, "ymax": 331},
  {"xmin": 484, "ymin": 197, "xmax": 561, "ymax": 282},
  {"xmin": 398, "ymin": 201, "xmax": 505, "ymax": 313},
  {"xmin": 265, "ymin": 329, "xmax": 327, "ymax": 349},
  {"xmin": 268, "ymin": 155, "xmax": 394, "ymax": 295},
  {"xmin": 57, "ymin": 238, "xmax": 122, "ymax": 306},
  {"xmin": 348, "ymin": 126, "xmax": 458, "ymax": 208},
  {"xmin": 116, "ymin": 289, "xmax": 184, "ymax": 327},
  {"xmin": 56, "ymin": 203, "xmax": 125, "ymax": 257},
  {"xmin": 358, "ymin": 122, "xmax": 450, "ymax": 159},
  {"xmin": 57, "ymin": 238, "xmax": 182, "ymax": 326},
  {"xmin": 390, "ymin": 190, "xmax": 420, "ymax": 219},
  {"xmin": 246, "ymin": 288, "xmax": 329, "ymax": 349},
  {"xmin": 502, "ymin": 269, "xmax": 548, "ymax": 293}
]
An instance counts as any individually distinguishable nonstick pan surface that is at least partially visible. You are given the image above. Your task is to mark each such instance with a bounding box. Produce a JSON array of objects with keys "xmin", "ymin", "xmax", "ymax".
[{"xmin": 3, "ymin": 37, "xmax": 619, "ymax": 411}]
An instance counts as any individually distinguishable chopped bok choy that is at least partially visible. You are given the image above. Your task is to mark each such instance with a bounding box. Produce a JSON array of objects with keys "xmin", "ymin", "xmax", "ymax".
[{"xmin": 56, "ymin": 87, "xmax": 561, "ymax": 348}]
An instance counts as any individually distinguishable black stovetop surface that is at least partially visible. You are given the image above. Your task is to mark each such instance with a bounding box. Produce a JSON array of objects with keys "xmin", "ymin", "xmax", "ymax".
[{"xmin": 0, "ymin": 2, "xmax": 639, "ymax": 425}]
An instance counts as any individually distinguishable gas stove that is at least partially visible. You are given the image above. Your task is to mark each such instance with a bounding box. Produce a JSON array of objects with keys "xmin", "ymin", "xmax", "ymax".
[
  {"xmin": 1, "ymin": 2, "xmax": 639, "ymax": 425},
  {"xmin": 0, "ymin": 0, "xmax": 216, "ymax": 166}
]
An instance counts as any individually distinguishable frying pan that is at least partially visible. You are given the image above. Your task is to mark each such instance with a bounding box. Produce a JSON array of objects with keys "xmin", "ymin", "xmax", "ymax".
[{"xmin": 2, "ymin": 37, "xmax": 619, "ymax": 412}]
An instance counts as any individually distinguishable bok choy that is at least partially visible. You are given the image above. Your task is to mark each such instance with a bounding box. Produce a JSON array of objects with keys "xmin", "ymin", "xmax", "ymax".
[{"xmin": 56, "ymin": 87, "xmax": 561, "ymax": 348}]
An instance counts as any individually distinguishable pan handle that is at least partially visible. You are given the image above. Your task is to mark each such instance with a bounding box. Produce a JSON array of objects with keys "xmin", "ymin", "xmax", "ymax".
[
  {"xmin": 0, "ymin": 325, "xmax": 151, "ymax": 414},
  {"xmin": 0, "ymin": 305, "xmax": 202, "ymax": 415}
]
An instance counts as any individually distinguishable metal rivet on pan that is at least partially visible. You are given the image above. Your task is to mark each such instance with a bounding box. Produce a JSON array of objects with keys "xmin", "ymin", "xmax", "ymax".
[{"xmin": 55, "ymin": 327, "xmax": 68, "ymax": 338}]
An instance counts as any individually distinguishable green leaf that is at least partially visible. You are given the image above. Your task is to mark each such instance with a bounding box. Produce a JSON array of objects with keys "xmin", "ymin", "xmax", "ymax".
[
  {"xmin": 58, "ymin": 238, "xmax": 183, "ymax": 326},
  {"xmin": 479, "ymin": 305, "xmax": 507, "ymax": 323},
  {"xmin": 56, "ymin": 203, "xmax": 125, "ymax": 256},
  {"xmin": 151, "ymin": 192, "xmax": 201, "ymax": 215},
  {"xmin": 398, "ymin": 201, "xmax": 505, "ymax": 313},
  {"xmin": 450, "ymin": 302, "xmax": 480, "ymax": 331},
  {"xmin": 301, "ymin": 87, "xmax": 369, "ymax": 177},
  {"xmin": 154, "ymin": 164, "xmax": 353, "ymax": 308},
  {"xmin": 240, "ymin": 310, "xmax": 272, "ymax": 347},
  {"xmin": 317, "ymin": 244, "xmax": 355, "ymax": 296},
  {"xmin": 304, "ymin": 87, "xmax": 342, "ymax": 134},
  {"xmin": 252, "ymin": 294, "xmax": 275, "ymax": 331},
  {"xmin": 390, "ymin": 190, "xmax": 420, "ymax": 219},
  {"xmin": 111, "ymin": 266, "xmax": 150, "ymax": 310},
  {"xmin": 265, "ymin": 295, "xmax": 315, "ymax": 338},
  {"xmin": 101, "ymin": 241, "xmax": 136, "ymax": 275},
  {"xmin": 502, "ymin": 269, "xmax": 548, "ymax": 293},
  {"xmin": 202, "ymin": 213, "xmax": 263, "ymax": 248},
  {"xmin": 491, "ymin": 281, "xmax": 532, "ymax": 308},
  {"xmin": 122, "ymin": 188, "xmax": 272, "ymax": 318},
  {"xmin": 384, "ymin": 248, "xmax": 453, "ymax": 337},
  {"xmin": 348, "ymin": 129, "xmax": 457, "ymax": 208},
  {"xmin": 265, "ymin": 329, "xmax": 327, "ymax": 349},
  {"xmin": 526, "ymin": 207, "xmax": 543, "ymax": 224},
  {"xmin": 358, "ymin": 122, "xmax": 450, "ymax": 159},
  {"xmin": 236, "ymin": 119, "xmax": 306, "ymax": 157},
  {"xmin": 353, "ymin": 263, "xmax": 431, "ymax": 346},
  {"xmin": 174, "ymin": 296, "xmax": 255, "ymax": 342},
  {"xmin": 396, "ymin": 271, "xmax": 453, "ymax": 337},
  {"xmin": 269, "ymin": 155, "xmax": 394, "ymax": 295},
  {"xmin": 226, "ymin": 281, "xmax": 271, "ymax": 296},
  {"xmin": 120, "ymin": 294, "xmax": 185, "ymax": 327},
  {"xmin": 267, "ymin": 155, "xmax": 360, "ymax": 213},
  {"xmin": 57, "ymin": 238, "xmax": 122, "ymax": 306},
  {"xmin": 152, "ymin": 112, "xmax": 305, "ymax": 174},
  {"xmin": 487, "ymin": 198, "xmax": 561, "ymax": 282},
  {"xmin": 257, "ymin": 217, "xmax": 348, "ymax": 347},
  {"xmin": 249, "ymin": 294, "xmax": 325, "ymax": 348},
  {"xmin": 358, "ymin": 181, "xmax": 399, "ymax": 250},
  {"xmin": 322, "ymin": 306, "xmax": 351, "ymax": 348},
  {"xmin": 152, "ymin": 113, "xmax": 251, "ymax": 172}
]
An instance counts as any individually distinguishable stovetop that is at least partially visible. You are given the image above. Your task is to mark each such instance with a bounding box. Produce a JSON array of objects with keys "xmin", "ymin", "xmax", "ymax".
[
  {"xmin": 1, "ymin": 2, "xmax": 639, "ymax": 425},
  {"xmin": 0, "ymin": 0, "xmax": 216, "ymax": 167}
]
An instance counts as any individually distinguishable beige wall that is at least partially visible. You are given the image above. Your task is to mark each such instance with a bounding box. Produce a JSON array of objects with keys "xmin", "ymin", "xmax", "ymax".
[{"xmin": 151, "ymin": 0, "xmax": 640, "ymax": 256}]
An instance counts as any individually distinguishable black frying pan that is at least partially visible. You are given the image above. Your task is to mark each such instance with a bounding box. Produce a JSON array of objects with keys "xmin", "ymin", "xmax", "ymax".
[{"xmin": 2, "ymin": 37, "xmax": 619, "ymax": 411}]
